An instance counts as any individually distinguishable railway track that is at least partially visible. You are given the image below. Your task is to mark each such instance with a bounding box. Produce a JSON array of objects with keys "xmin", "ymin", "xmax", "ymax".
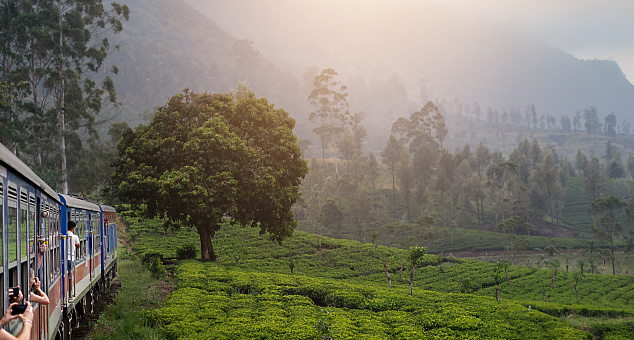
[{"xmin": 71, "ymin": 278, "xmax": 121, "ymax": 339}]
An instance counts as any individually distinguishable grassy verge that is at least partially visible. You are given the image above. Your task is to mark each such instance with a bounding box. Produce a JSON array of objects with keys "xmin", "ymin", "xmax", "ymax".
[{"xmin": 86, "ymin": 249, "xmax": 171, "ymax": 340}]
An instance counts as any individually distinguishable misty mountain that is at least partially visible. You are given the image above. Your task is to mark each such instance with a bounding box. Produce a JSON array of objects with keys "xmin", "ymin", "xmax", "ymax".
[
  {"xmin": 183, "ymin": 0, "xmax": 634, "ymax": 122},
  {"xmin": 106, "ymin": 0, "xmax": 305, "ymax": 129},
  {"xmin": 104, "ymin": 0, "xmax": 634, "ymax": 157}
]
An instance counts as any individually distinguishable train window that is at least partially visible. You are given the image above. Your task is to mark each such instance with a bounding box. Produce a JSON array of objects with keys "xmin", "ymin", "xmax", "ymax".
[
  {"xmin": 30, "ymin": 194, "xmax": 35, "ymax": 257},
  {"xmin": 1, "ymin": 181, "xmax": 4, "ymax": 269},
  {"xmin": 20, "ymin": 190, "xmax": 28, "ymax": 259},
  {"xmin": 52, "ymin": 206, "xmax": 60, "ymax": 278},
  {"xmin": 20, "ymin": 190, "xmax": 29, "ymax": 295},
  {"xmin": 82, "ymin": 211, "xmax": 87, "ymax": 259},
  {"xmin": 8, "ymin": 184, "xmax": 18, "ymax": 264},
  {"xmin": 80, "ymin": 211, "xmax": 84, "ymax": 260},
  {"xmin": 1, "ymin": 181, "xmax": 4, "ymax": 314}
]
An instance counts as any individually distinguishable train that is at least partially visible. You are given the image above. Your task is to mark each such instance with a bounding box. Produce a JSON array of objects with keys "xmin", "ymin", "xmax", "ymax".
[{"xmin": 0, "ymin": 141, "xmax": 118, "ymax": 340}]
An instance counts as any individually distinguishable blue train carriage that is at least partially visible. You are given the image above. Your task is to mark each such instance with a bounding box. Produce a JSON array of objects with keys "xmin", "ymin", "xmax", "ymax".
[
  {"xmin": 1, "ymin": 142, "xmax": 62, "ymax": 339},
  {"xmin": 99, "ymin": 204, "xmax": 117, "ymax": 292},
  {"xmin": 57, "ymin": 195, "xmax": 118, "ymax": 339}
]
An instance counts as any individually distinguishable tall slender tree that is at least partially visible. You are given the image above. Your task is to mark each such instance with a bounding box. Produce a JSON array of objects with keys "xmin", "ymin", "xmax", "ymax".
[
  {"xmin": 590, "ymin": 196, "xmax": 629, "ymax": 275},
  {"xmin": 0, "ymin": 0, "xmax": 129, "ymax": 193},
  {"xmin": 381, "ymin": 134, "xmax": 403, "ymax": 202},
  {"xmin": 308, "ymin": 68, "xmax": 351, "ymax": 184}
]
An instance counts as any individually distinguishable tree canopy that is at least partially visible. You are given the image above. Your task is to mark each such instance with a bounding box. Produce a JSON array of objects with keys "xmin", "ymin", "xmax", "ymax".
[{"xmin": 106, "ymin": 90, "xmax": 308, "ymax": 261}]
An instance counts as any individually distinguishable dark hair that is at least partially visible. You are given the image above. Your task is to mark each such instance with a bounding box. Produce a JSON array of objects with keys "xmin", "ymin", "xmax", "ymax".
[{"xmin": 68, "ymin": 221, "xmax": 76, "ymax": 230}]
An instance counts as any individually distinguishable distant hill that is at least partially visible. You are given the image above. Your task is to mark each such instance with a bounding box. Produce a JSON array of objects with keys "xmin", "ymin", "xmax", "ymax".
[
  {"xmin": 183, "ymin": 0, "xmax": 634, "ymax": 129},
  {"xmin": 105, "ymin": 0, "xmax": 307, "ymax": 132},
  {"xmin": 103, "ymin": 0, "xmax": 634, "ymax": 158}
]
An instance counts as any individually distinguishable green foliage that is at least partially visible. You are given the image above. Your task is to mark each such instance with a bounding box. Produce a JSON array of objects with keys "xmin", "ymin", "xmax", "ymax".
[
  {"xmin": 151, "ymin": 262, "xmax": 591, "ymax": 339},
  {"xmin": 176, "ymin": 243, "xmax": 197, "ymax": 260},
  {"xmin": 148, "ymin": 257, "xmax": 167, "ymax": 279},
  {"xmin": 316, "ymin": 306, "xmax": 336, "ymax": 340},
  {"xmin": 124, "ymin": 212, "xmax": 633, "ymax": 339},
  {"xmin": 406, "ymin": 246, "xmax": 427, "ymax": 267},
  {"xmin": 107, "ymin": 90, "xmax": 308, "ymax": 261},
  {"xmin": 142, "ymin": 252, "xmax": 164, "ymax": 264},
  {"xmin": 88, "ymin": 259, "xmax": 168, "ymax": 340}
]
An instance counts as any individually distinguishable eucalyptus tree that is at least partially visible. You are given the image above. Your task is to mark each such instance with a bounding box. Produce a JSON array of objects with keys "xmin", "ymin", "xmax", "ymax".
[
  {"xmin": 573, "ymin": 110, "xmax": 582, "ymax": 134},
  {"xmin": 367, "ymin": 152, "xmax": 379, "ymax": 190},
  {"xmin": 395, "ymin": 149, "xmax": 414, "ymax": 224},
  {"xmin": 604, "ymin": 112, "xmax": 617, "ymax": 136},
  {"xmin": 392, "ymin": 100, "xmax": 447, "ymax": 151},
  {"xmin": 106, "ymin": 90, "xmax": 308, "ymax": 261},
  {"xmin": 308, "ymin": 68, "xmax": 351, "ymax": 184},
  {"xmin": 575, "ymin": 149, "xmax": 588, "ymax": 174},
  {"xmin": 0, "ymin": 0, "xmax": 129, "ymax": 193},
  {"xmin": 381, "ymin": 134, "xmax": 404, "ymax": 202},
  {"xmin": 627, "ymin": 153, "xmax": 634, "ymax": 180},
  {"xmin": 584, "ymin": 106, "xmax": 602, "ymax": 135},
  {"xmin": 496, "ymin": 216, "xmax": 533, "ymax": 265},
  {"xmin": 590, "ymin": 195, "xmax": 630, "ymax": 275},
  {"xmin": 584, "ymin": 156, "xmax": 604, "ymax": 202},
  {"xmin": 530, "ymin": 151, "xmax": 564, "ymax": 234}
]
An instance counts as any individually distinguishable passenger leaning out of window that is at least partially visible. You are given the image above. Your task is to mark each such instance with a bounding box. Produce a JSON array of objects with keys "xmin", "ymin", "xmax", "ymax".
[{"xmin": 0, "ymin": 290, "xmax": 34, "ymax": 340}]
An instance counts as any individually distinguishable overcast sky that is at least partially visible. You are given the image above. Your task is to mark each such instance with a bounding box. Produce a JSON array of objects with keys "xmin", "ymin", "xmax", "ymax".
[{"xmin": 434, "ymin": 0, "xmax": 634, "ymax": 81}]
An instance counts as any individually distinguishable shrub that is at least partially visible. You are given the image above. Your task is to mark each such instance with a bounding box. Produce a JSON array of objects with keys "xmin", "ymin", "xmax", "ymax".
[
  {"xmin": 148, "ymin": 257, "xmax": 167, "ymax": 279},
  {"xmin": 176, "ymin": 243, "xmax": 197, "ymax": 260},
  {"xmin": 142, "ymin": 252, "xmax": 164, "ymax": 264}
]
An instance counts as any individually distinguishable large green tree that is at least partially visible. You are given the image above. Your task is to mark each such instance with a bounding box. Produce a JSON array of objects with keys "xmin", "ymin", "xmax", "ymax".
[{"xmin": 107, "ymin": 90, "xmax": 308, "ymax": 261}]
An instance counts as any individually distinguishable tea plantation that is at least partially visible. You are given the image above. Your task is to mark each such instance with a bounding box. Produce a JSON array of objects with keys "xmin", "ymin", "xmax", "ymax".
[{"xmin": 122, "ymin": 211, "xmax": 634, "ymax": 339}]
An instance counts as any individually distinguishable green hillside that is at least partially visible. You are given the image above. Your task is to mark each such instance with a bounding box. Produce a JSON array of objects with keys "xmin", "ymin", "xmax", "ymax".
[{"xmin": 122, "ymin": 211, "xmax": 634, "ymax": 339}]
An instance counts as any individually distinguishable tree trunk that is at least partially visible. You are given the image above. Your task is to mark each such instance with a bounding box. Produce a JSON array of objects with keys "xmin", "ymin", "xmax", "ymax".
[
  {"xmin": 551, "ymin": 272, "xmax": 556, "ymax": 289},
  {"xmin": 408, "ymin": 266, "xmax": 415, "ymax": 295},
  {"xmin": 505, "ymin": 269, "xmax": 510, "ymax": 285},
  {"xmin": 495, "ymin": 286, "xmax": 499, "ymax": 301},
  {"xmin": 383, "ymin": 261, "xmax": 392, "ymax": 288},
  {"xmin": 611, "ymin": 248, "xmax": 616, "ymax": 275},
  {"xmin": 197, "ymin": 224, "xmax": 215, "ymax": 261}
]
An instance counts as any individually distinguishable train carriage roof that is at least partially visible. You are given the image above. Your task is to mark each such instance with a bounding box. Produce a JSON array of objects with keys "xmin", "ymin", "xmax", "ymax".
[
  {"xmin": 58, "ymin": 194, "xmax": 101, "ymax": 211},
  {"xmin": 100, "ymin": 204, "xmax": 116, "ymax": 213},
  {"xmin": 0, "ymin": 142, "xmax": 60, "ymax": 201}
]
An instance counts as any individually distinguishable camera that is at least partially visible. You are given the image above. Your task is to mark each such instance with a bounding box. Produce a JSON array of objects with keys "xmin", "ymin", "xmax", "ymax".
[
  {"xmin": 11, "ymin": 304, "xmax": 27, "ymax": 315},
  {"xmin": 9, "ymin": 287, "xmax": 20, "ymax": 302}
]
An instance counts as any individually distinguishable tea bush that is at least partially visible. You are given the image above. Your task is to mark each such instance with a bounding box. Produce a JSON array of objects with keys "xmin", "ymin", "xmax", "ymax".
[
  {"xmin": 123, "ymin": 214, "xmax": 634, "ymax": 339},
  {"xmin": 177, "ymin": 243, "xmax": 197, "ymax": 260}
]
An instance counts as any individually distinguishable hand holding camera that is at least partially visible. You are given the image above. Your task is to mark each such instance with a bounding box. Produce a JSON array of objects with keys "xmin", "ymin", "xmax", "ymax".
[{"xmin": 8, "ymin": 286, "xmax": 23, "ymax": 303}]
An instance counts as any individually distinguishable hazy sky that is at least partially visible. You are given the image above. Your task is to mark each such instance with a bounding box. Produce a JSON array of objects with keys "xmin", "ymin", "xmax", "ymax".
[{"xmin": 434, "ymin": 0, "xmax": 634, "ymax": 80}]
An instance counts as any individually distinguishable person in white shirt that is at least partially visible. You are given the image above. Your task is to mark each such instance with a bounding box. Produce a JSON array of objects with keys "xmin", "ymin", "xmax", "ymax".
[{"xmin": 67, "ymin": 221, "xmax": 80, "ymax": 298}]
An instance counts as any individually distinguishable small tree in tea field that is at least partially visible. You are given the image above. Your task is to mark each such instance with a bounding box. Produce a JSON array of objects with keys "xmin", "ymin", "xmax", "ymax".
[
  {"xmin": 573, "ymin": 271, "xmax": 580, "ymax": 299},
  {"xmin": 578, "ymin": 260, "xmax": 585, "ymax": 281},
  {"xmin": 493, "ymin": 262, "xmax": 505, "ymax": 301},
  {"xmin": 407, "ymin": 246, "xmax": 427, "ymax": 295},
  {"xmin": 590, "ymin": 195, "xmax": 630, "ymax": 275},
  {"xmin": 545, "ymin": 258, "xmax": 560, "ymax": 289}
]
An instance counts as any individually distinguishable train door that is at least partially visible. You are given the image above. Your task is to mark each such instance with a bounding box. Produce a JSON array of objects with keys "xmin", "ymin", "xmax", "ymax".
[
  {"xmin": 0, "ymin": 175, "xmax": 4, "ymax": 317},
  {"xmin": 38, "ymin": 197, "xmax": 50, "ymax": 340}
]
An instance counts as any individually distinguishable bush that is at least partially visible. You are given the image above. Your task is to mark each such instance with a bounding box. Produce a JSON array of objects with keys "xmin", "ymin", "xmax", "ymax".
[
  {"xmin": 142, "ymin": 252, "xmax": 164, "ymax": 264},
  {"xmin": 148, "ymin": 257, "xmax": 167, "ymax": 279},
  {"xmin": 176, "ymin": 243, "xmax": 197, "ymax": 260}
]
